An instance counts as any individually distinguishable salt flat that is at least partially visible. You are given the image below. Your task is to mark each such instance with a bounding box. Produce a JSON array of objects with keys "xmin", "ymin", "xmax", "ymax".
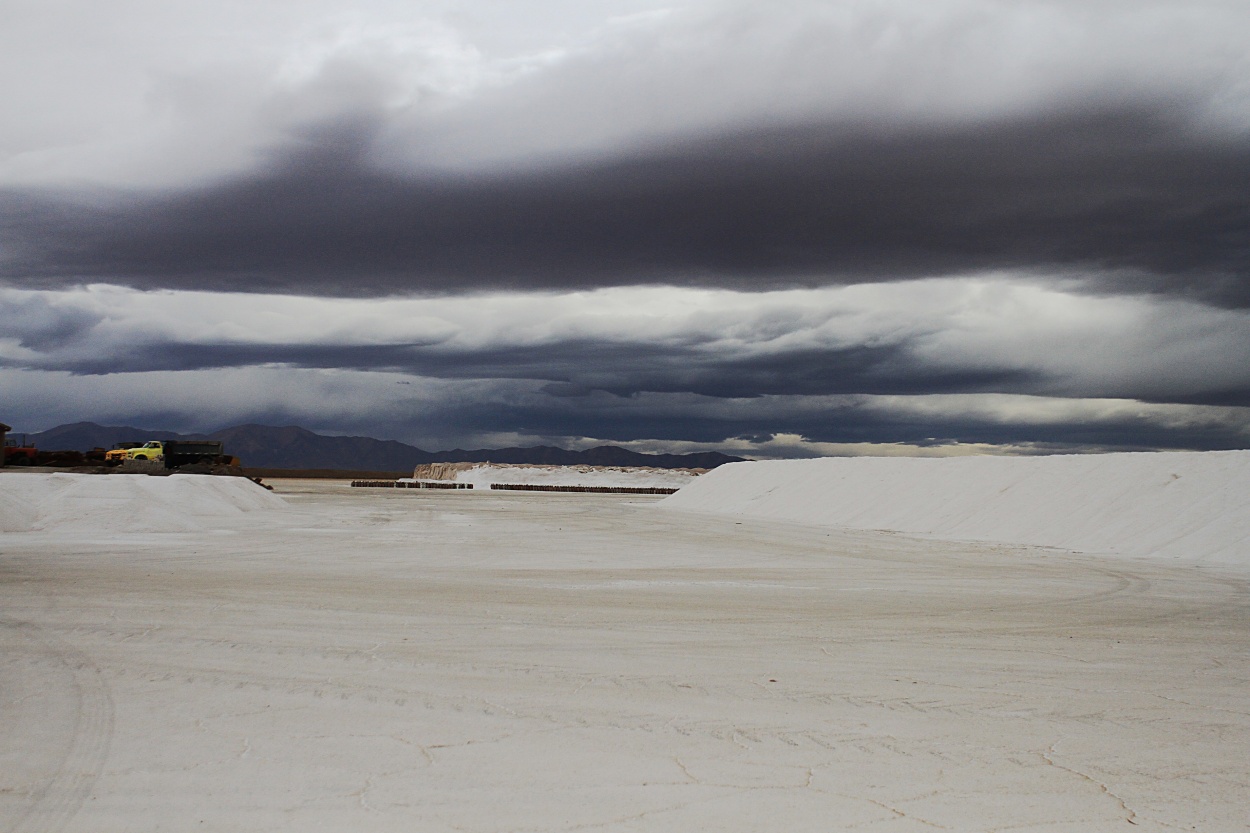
[{"xmin": 2, "ymin": 475, "xmax": 1248, "ymax": 831}]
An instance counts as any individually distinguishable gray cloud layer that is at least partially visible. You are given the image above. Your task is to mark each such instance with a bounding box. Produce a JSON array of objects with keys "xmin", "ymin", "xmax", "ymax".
[
  {"xmin": 4, "ymin": 103, "xmax": 1249, "ymax": 304},
  {"xmin": 4, "ymin": 1, "xmax": 1250, "ymax": 455},
  {"xmin": 4, "ymin": 281, "xmax": 1249, "ymax": 453}
]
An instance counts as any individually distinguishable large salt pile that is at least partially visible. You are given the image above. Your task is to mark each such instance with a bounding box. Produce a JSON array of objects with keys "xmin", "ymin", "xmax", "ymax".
[
  {"xmin": 406, "ymin": 463, "xmax": 700, "ymax": 490},
  {"xmin": 660, "ymin": 451, "xmax": 1250, "ymax": 565},
  {"xmin": 0, "ymin": 473, "xmax": 287, "ymax": 533}
]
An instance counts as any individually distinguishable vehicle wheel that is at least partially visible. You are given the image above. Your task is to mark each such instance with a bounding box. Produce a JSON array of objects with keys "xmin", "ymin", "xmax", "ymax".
[{"xmin": 134, "ymin": 455, "xmax": 147, "ymax": 460}]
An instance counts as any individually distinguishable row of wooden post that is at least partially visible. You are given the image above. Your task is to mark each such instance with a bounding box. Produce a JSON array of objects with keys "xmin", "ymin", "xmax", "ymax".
[{"xmin": 349, "ymin": 480, "xmax": 678, "ymax": 495}]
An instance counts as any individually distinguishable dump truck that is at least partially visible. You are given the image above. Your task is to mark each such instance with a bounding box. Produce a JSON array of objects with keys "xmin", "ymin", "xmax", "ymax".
[{"xmin": 115, "ymin": 439, "xmax": 239, "ymax": 470}]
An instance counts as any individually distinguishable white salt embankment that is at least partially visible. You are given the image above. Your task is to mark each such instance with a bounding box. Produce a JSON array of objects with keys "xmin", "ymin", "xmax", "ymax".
[
  {"xmin": 660, "ymin": 450, "xmax": 1250, "ymax": 566},
  {"xmin": 406, "ymin": 462, "xmax": 700, "ymax": 490},
  {"xmin": 0, "ymin": 472, "xmax": 287, "ymax": 533}
]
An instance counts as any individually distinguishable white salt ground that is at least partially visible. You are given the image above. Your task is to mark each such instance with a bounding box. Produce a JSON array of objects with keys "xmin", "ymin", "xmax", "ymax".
[
  {"xmin": 661, "ymin": 450, "xmax": 1250, "ymax": 567},
  {"xmin": 1, "ymin": 465, "xmax": 1248, "ymax": 831}
]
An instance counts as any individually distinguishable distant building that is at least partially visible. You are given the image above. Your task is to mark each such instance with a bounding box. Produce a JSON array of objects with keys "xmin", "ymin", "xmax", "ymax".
[{"xmin": 0, "ymin": 422, "xmax": 9, "ymax": 467}]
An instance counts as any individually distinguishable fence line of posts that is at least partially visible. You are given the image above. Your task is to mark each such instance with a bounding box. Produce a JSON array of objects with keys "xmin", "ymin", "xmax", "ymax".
[{"xmin": 350, "ymin": 480, "xmax": 678, "ymax": 494}]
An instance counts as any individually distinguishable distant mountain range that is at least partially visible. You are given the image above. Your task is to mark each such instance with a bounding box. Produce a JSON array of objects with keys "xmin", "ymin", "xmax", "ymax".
[{"xmin": 27, "ymin": 422, "xmax": 743, "ymax": 471}]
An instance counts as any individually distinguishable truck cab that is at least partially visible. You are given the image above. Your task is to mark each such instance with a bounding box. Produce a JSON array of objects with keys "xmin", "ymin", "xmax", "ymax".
[{"xmin": 127, "ymin": 441, "xmax": 165, "ymax": 461}]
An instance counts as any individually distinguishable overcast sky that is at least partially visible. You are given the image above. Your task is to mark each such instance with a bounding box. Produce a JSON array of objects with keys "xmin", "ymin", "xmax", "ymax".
[{"xmin": 3, "ymin": 0, "xmax": 1249, "ymax": 456}]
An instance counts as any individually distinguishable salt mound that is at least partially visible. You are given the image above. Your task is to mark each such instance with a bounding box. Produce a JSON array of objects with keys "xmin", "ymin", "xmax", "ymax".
[
  {"xmin": 0, "ymin": 473, "xmax": 287, "ymax": 533},
  {"xmin": 660, "ymin": 451, "xmax": 1250, "ymax": 566},
  {"xmin": 0, "ymin": 487, "xmax": 39, "ymax": 533}
]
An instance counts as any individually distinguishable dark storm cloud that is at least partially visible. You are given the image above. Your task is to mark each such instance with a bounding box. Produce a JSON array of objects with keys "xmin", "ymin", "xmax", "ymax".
[
  {"xmin": 16, "ymin": 334, "xmax": 1037, "ymax": 401},
  {"xmin": 2, "ymin": 294, "xmax": 104, "ymax": 350},
  {"xmin": 416, "ymin": 391, "xmax": 1250, "ymax": 453},
  {"xmin": 1152, "ymin": 388, "xmax": 1250, "ymax": 408},
  {"xmin": 4, "ymin": 103, "xmax": 1249, "ymax": 304}
]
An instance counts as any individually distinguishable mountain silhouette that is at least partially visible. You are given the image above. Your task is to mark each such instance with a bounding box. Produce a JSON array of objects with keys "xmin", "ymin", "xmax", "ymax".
[{"xmin": 27, "ymin": 422, "xmax": 742, "ymax": 471}]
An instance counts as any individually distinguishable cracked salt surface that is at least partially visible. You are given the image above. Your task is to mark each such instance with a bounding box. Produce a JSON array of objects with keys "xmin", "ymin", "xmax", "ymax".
[{"xmin": 1, "ymin": 470, "xmax": 1248, "ymax": 831}]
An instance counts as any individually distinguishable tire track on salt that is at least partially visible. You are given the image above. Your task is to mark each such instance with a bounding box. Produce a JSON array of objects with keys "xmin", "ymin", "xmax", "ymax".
[{"xmin": 3, "ymin": 619, "xmax": 113, "ymax": 833}]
